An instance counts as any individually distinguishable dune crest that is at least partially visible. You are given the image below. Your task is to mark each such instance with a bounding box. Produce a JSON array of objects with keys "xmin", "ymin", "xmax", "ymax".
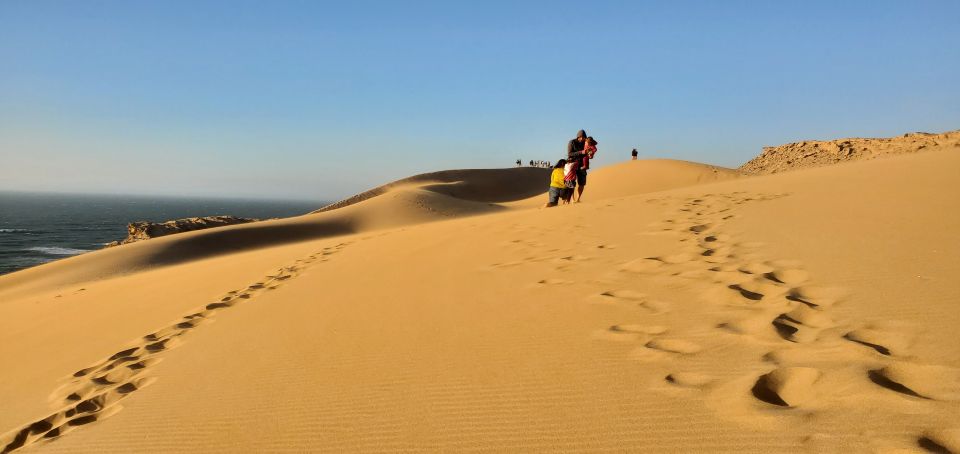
[
  {"xmin": 740, "ymin": 129, "xmax": 959, "ymax": 174},
  {"xmin": 0, "ymin": 159, "xmax": 735, "ymax": 299}
]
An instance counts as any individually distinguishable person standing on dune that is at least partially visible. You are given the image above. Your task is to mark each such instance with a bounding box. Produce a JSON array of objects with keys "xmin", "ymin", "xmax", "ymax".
[
  {"xmin": 567, "ymin": 130, "xmax": 595, "ymax": 203},
  {"xmin": 575, "ymin": 137, "xmax": 597, "ymax": 202},
  {"xmin": 568, "ymin": 129, "xmax": 587, "ymax": 161}
]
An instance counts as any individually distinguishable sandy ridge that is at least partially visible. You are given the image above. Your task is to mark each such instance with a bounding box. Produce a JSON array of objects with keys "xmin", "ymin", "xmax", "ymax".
[{"xmin": 740, "ymin": 129, "xmax": 959, "ymax": 174}]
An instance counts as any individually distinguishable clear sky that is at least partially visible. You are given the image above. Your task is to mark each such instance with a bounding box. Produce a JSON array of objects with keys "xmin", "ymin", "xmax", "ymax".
[{"xmin": 2, "ymin": 1, "xmax": 958, "ymax": 201}]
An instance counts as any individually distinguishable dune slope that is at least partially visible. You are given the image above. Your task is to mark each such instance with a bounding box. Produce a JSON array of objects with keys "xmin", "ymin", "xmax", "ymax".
[
  {"xmin": 1, "ymin": 152, "xmax": 958, "ymax": 452},
  {"xmin": 0, "ymin": 160, "xmax": 728, "ymax": 301},
  {"xmin": 312, "ymin": 167, "xmax": 552, "ymax": 212}
]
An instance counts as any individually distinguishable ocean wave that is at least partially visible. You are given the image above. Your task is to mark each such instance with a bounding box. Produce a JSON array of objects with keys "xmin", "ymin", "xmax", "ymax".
[
  {"xmin": 24, "ymin": 246, "xmax": 91, "ymax": 256},
  {"xmin": 0, "ymin": 228, "xmax": 31, "ymax": 233}
]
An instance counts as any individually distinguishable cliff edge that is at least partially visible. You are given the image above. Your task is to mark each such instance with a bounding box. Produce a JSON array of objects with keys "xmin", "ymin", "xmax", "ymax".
[{"xmin": 104, "ymin": 215, "xmax": 258, "ymax": 247}]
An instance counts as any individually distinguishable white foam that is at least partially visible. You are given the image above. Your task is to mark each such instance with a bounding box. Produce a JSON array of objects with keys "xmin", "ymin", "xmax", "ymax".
[{"xmin": 25, "ymin": 246, "xmax": 91, "ymax": 256}]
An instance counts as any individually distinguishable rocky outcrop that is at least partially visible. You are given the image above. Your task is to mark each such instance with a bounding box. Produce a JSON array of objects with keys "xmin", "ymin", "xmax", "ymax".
[
  {"xmin": 104, "ymin": 216, "xmax": 258, "ymax": 247},
  {"xmin": 740, "ymin": 130, "xmax": 960, "ymax": 174}
]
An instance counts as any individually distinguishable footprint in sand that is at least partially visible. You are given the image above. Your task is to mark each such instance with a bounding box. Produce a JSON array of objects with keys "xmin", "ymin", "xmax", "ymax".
[
  {"xmin": 61, "ymin": 357, "xmax": 157, "ymax": 403},
  {"xmin": 765, "ymin": 268, "xmax": 811, "ymax": 286},
  {"xmin": 729, "ymin": 278, "xmax": 790, "ymax": 302},
  {"xmin": 772, "ymin": 305, "xmax": 835, "ymax": 343},
  {"xmin": 688, "ymin": 223, "xmax": 714, "ymax": 234},
  {"xmin": 919, "ymin": 428, "xmax": 960, "ymax": 454},
  {"xmin": 610, "ymin": 324, "xmax": 668, "ymax": 335},
  {"xmin": 556, "ymin": 255, "xmax": 591, "ymax": 263},
  {"xmin": 144, "ymin": 337, "xmax": 179, "ymax": 353},
  {"xmin": 596, "ymin": 324, "xmax": 668, "ymax": 342},
  {"xmin": 751, "ymin": 366, "xmax": 821, "ymax": 407},
  {"xmin": 665, "ymin": 372, "xmax": 715, "ymax": 388},
  {"xmin": 537, "ymin": 278, "xmax": 573, "ymax": 285},
  {"xmin": 708, "ymin": 268, "xmax": 754, "ymax": 286},
  {"xmin": 703, "ymin": 252, "xmax": 737, "ymax": 265},
  {"xmin": 710, "ymin": 262, "xmax": 741, "ymax": 272},
  {"xmin": 597, "ymin": 291, "xmax": 672, "ymax": 314},
  {"xmin": 654, "ymin": 253, "xmax": 696, "ymax": 264},
  {"xmin": 870, "ymin": 363, "xmax": 960, "ymax": 401},
  {"xmin": 599, "ymin": 290, "xmax": 646, "ymax": 301},
  {"xmin": 701, "ymin": 233, "xmax": 732, "ymax": 244},
  {"xmin": 787, "ymin": 285, "xmax": 848, "ymax": 309},
  {"xmin": 645, "ymin": 338, "xmax": 703, "ymax": 354},
  {"xmin": 739, "ymin": 262, "xmax": 775, "ymax": 275},
  {"xmin": 718, "ymin": 312, "xmax": 782, "ymax": 339},
  {"xmin": 844, "ymin": 327, "xmax": 912, "ymax": 356}
]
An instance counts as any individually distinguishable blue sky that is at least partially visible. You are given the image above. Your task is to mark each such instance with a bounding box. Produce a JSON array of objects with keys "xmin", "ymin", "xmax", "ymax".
[{"xmin": 2, "ymin": 1, "xmax": 958, "ymax": 201}]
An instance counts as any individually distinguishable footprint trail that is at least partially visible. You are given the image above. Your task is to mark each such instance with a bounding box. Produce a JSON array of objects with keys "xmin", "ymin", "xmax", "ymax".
[{"xmin": 0, "ymin": 242, "xmax": 352, "ymax": 453}]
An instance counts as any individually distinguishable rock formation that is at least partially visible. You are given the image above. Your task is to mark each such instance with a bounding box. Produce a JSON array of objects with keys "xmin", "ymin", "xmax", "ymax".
[
  {"xmin": 740, "ymin": 130, "xmax": 960, "ymax": 174},
  {"xmin": 104, "ymin": 216, "xmax": 258, "ymax": 247}
]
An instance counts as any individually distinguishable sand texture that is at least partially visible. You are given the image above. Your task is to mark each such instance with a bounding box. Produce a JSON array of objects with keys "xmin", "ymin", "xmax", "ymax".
[
  {"xmin": 1, "ymin": 148, "xmax": 958, "ymax": 452},
  {"xmin": 740, "ymin": 129, "xmax": 960, "ymax": 174}
]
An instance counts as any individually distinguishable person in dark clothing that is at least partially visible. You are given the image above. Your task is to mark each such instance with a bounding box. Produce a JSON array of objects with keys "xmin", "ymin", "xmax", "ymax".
[
  {"xmin": 631, "ymin": 148, "xmax": 638, "ymax": 160},
  {"xmin": 575, "ymin": 137, "xmax": 597, "ymax": 202},
  {"xmin": 567, "ymin": 129, "xmax": 587, "ymax": 161}
]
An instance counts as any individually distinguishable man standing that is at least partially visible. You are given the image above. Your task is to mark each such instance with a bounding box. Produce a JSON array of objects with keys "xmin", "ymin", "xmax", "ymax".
[
  {"xmin": 567, "ymin": 129, "xmax": 587, "ymax": 160},
  {"xmin": 567, "ymin": 130, "xmax": 591, "ymax": 202},
  {"xmin": 631, "ymin": 148, "xmax": 638, "ymax": 160}
]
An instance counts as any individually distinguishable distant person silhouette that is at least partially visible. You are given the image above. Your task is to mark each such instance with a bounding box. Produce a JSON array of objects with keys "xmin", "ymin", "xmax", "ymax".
[{"xmin": 631, "ymin": 148, "xmax": 638, "ymax": 160}]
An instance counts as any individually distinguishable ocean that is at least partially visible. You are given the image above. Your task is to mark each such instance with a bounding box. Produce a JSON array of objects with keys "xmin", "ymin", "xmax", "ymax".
[{"xmin": 0, "ymin": 191, "xmax": 323, "ymax": 276}]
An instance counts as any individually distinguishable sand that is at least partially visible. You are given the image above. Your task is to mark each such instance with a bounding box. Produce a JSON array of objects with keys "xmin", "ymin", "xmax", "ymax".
[
  {"xmin": 740, "ymin": 129, "xmax": 960, "ymax": 174},
  {"xmin": 1, "ymin": 148, "xmax": 958, "ymax": 452}
]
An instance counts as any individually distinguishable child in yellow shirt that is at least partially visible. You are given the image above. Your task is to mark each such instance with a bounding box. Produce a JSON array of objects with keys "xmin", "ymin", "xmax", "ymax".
[{"xmin": 545, "ymin": 159, "xmax": 567, "ymax": 207}]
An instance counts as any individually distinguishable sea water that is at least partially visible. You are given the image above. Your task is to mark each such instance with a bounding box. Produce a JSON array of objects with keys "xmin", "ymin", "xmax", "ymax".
[{"xmin": 0, "ymin": 191, "xmax": 322, "ymax": 275}]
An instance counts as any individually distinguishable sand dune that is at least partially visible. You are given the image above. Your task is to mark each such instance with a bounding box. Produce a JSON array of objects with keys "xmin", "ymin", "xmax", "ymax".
[
  {"xmin": 740, "ymin": 129, "xmax": 960, "ymax": 174},
  {"xmin": 0, "ymin": 160, "xmax": 728, "ymax": 301},
  {"xmin": 312, "ymin": 167, "xmax": 552, "ymax": 212},
  {"xmin": 1, "ymin": 150, "xmax": 958, "ymax": 452}
]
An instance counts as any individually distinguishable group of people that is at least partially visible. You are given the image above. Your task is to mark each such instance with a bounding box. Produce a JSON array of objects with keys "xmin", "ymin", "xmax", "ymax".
[
  {"xmin": 516, "ymin": 159, "xmax": 554, "ymax": 168},
  {"xmin": 545, "ymin": 129, "xmax": 597, "ymax": 207}
]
